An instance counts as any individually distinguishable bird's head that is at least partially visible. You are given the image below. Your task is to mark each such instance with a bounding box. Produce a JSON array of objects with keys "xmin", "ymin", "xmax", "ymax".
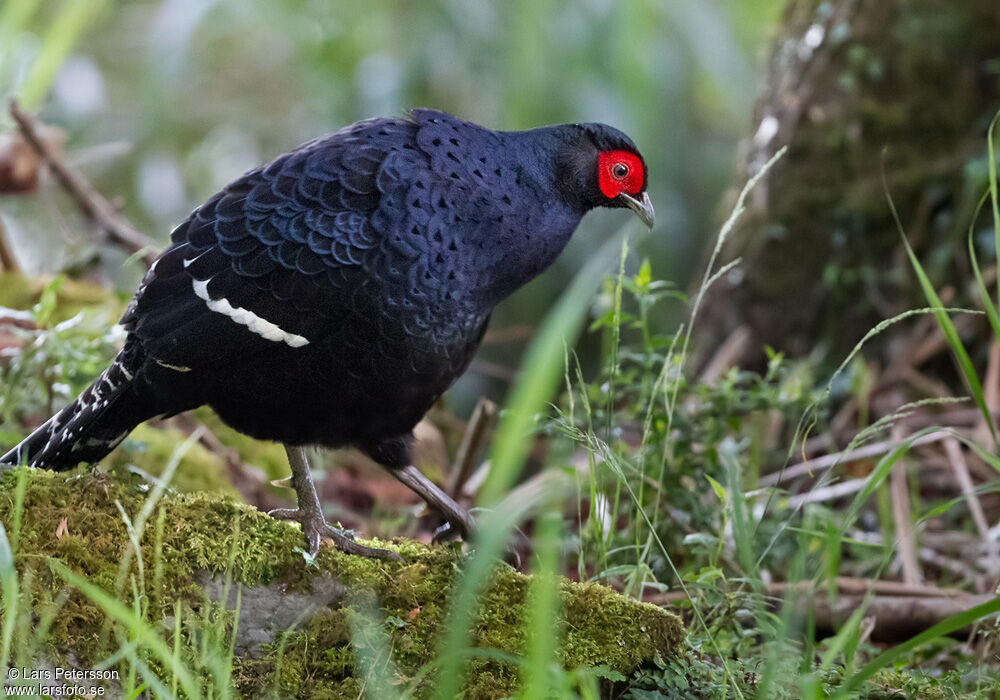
[{"xmin": 553, "ymin": 123, "xmax": 654, "ymax": 229}]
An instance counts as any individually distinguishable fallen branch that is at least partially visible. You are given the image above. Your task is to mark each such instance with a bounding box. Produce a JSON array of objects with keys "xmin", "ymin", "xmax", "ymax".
[
  {"xmin": 787, "ymin": 591, "xmax": 994, "ymax": 642},
  {"xmin": 8, "ymin": 100, "xmax": 159, "ymax": 267},
  {"xmin": 771, "ymin": 576, "xmax": 972, "ymax": 598},
  {"xmin": 698, "ymin": 325, "xmax": 752, "ymax": 384},
  {"xmin": 656, "ymin": 577, "xmax": 993, "ymax": 642}
]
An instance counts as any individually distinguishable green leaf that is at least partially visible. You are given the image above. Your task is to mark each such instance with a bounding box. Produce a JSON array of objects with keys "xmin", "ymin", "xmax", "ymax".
[
  {"xmin": 587, "ymin": 665, "xmax": 626, "ymax": 682},
  {"xmin": 634, "ymin": 258, "xmax": 652, "ymax": 293},
  {"xmin": 704, "ymin": 474, "xmax": 727, "ymax": 503}
]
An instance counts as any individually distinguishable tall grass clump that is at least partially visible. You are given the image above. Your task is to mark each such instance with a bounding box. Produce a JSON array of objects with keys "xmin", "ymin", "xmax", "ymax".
[{"xmin": 0, "ymin": 437, "xmax": 244, "ymax": 699}]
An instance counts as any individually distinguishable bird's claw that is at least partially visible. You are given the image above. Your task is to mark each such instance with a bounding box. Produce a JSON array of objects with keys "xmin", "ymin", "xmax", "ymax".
[
  {"xmin": 430, "ymin": 518, "xmax": 524, "ymax": 568},
  {"xmin": 431, "ymin": 520, "xmax": 467, "ymax": 544},
  {"xmin": 267, "ymin": 507, "xmax": 403, "ymax": 562}
]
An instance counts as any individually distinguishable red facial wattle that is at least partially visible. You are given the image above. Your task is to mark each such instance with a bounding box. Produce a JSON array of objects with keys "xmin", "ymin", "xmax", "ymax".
[{"xmin": 597, "ymin": 150, "xmax": 644, "ymax": 199}]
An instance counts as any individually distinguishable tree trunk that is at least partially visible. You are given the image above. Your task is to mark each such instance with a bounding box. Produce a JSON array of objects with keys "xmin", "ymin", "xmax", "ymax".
[{"xmin": 699, "ymin": 0, "xmax": 1000, "ymax": 362}]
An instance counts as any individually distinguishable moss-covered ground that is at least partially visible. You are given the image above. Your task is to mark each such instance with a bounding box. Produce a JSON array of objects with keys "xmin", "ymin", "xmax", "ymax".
[{"xmin": 0, "ymin": 466, "xmax": 683, "ymax": 698}]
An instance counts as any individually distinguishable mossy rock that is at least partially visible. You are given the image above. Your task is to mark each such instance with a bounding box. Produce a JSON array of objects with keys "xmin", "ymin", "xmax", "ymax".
[{"xmin": 0, "ymin": 467, "xmax": 684, "ymax": 698}]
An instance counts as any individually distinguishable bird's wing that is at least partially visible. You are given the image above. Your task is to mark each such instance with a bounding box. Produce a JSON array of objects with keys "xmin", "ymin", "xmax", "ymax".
[{"xmin": 121, "ymin": 118, "xmax": 416, "ymax": 370}]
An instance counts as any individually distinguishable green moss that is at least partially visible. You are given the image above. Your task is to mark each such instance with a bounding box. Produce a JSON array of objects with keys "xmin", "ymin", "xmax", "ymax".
[
  {"xmin": 867, "ymin": 670, "xmax": 955, "ymax": 700},
  {"xmin": 0, "ymin": 467, "xmax": 684, "ymax": 698},
  {"xmin": 560, "ymin": 580, "xmax": 680, "ymax": 668}
]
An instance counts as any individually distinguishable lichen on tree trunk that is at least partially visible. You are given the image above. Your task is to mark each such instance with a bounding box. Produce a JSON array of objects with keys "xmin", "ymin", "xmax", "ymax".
[
  {"xmin": 699, "ymin": 0, "xmax": 1000, "ymax": 362},
  {"xmin": 0, "ymin": 468, "xmax": 683, "ymax": 698}
]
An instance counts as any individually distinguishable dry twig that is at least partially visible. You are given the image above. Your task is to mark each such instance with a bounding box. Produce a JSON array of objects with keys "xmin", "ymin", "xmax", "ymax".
[
  {"xmin": 784, "ymin": 478, "xmax": 866, "ymax": 507},
  {"xmin": 789, "ymin": 591, "xmax": 991, "ymax": 641},
  {"xmin": 8, "ymin": 100, "xmax": 159, "ymax": 267},
  {"xmin": 973, "ymin": 340, "xmax": 1000, "ymax": 447},
  {"xmin": 447, "ymin": 397, "xmax": 497, "ymax": 498},
  {"xmin": 890, "ymin": 426, "xmax": 922, "ymax": 586},
  {"xmin": 698, "ymin": 325, "xmax": 752, "ymax": 384},
  {"xmin": 942, "ymin": 436, "xmax": 998, "ymax": 573}
]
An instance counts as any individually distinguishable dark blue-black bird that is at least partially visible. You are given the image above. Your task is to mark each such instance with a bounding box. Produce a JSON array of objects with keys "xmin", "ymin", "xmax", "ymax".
[{"xmin": 1, "ymin": 110, "xmax": 653, "ymax": 559}]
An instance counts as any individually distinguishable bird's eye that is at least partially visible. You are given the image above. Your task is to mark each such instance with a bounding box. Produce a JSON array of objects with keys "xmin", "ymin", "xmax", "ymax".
[{"xmin": 612, "ymin": 163, "xmax": 629, "ymax": 179}]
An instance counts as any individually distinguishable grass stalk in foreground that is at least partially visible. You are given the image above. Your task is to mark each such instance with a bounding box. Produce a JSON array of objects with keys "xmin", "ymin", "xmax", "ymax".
[{"xmin": 431, "ymin": 232, "xmax": 625, "ymax": 700}]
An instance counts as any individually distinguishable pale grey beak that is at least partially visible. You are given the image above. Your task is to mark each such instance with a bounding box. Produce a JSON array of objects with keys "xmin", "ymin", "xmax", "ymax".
[{"xmin": 619, "ymin": 191, "xmax": 655, "ymax": 229}]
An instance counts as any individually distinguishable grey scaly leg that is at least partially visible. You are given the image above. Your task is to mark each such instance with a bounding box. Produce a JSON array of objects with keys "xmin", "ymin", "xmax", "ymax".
[
  {"xmin": 268, "ymin": 445, "xmax": 402, "ymax": 562},
  {"xmin": 392, "ymin": 465, "xmax": 477, "ymax": 542}
]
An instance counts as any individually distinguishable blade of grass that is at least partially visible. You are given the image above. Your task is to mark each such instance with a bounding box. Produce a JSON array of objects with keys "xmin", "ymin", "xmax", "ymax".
[
  {"xmin": 605, "ymin": 241, "xmax": 628, "ymax": 559},
  {"xmin": 0, "ymin": 0, "xmax": 41, "ymax": 91},
  {"xmin": 431, "ymin": 231, "xmax": 626, "ymax": 700},
  {"xmin": 720, "ymin": 440, "xmax": 757, "ymax": 582},
  {"xmin": 988, "ymin": 111, "xmax": 1000, "ymax": 315},
  {"xmin": 759, "ymin": 309, "xmax": 980, "ymax": 571},
  {"xmin": 114, "ymin": 427, "xmax": 201, "ymax": 609},
  {"xmin": 348, "ymin": 604, "xmax": 403, "ymax": 700},
  {"xmin": 0, "ymin": 467, "xmax": 26, "ymax": 677},
  {"xmin": 663, "ymin": 147, "xmax": 786, "ymax": 426},
  {"xmin": 518, "ymin": 504, "xmax": 563, "ymax": 699},
  {"xmin": 967, "ymin": 191, "xmax": 1000, "ymax": 339},
  {"xmin": 122, "ymin": 651, "xmax": 176, "ymax": 700},
  {"xmin": 18, "ymin": 0, "xmax": 108, "ymax": 109},
  {"xmin": 0, "ymin": 521, "xmax": 18, "ymax": 679},
  {"xmin": 835, "ymin": 426, "xmax": 944, "ymax": 539},
  {"xmin": 564, "ymin": 425, "xmax": 746, "ymax": 699},
  {"xmin": 52, "ymin": 560, "xmax": 201, "ymax": 700},
  {"xmin": 171, "ymin": 599, "xmax": 182, "ymax": 699},
  {"xmin": 884, "ymin": 162, "xmax": 997, "ymax": 444}
]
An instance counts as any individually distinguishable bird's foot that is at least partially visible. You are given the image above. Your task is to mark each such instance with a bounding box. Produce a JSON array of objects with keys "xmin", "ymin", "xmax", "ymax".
[
  {"xmin": 431, "ymin": 515, "xmax": 526, "ymax": 568},
  {"xmin": 268, "ymin": 507, "xmax": 403, "ymax": 562}
]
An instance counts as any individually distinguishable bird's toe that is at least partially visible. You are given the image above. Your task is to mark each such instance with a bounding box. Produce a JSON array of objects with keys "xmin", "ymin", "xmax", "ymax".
[
  {"xmin": 267, "ymin": 507, "xmax": 301, "ymax": 522},
  {"xmin": 320, "ymin": 522, "xmax": 403, "ymax": 562},
  {"xmin": 269, "ymin": 507, "xmax": 402, "ymax": 562}
]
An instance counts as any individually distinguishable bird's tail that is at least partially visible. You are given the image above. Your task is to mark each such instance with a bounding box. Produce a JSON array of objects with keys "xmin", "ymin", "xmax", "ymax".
[{"xmin": 1, "ymin": 349, "xmax": 154, "ymax": 470}]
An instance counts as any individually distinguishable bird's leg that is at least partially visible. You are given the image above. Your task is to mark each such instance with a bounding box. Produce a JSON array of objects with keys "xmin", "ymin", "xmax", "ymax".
[
  {"xmin": 392, "ymin": 465, "xmax": 477, "ymax": 543},
  {"xmin": 269, "ymin": 445, "xmax": 402, "ymax": 562},
  {"xmin": 393, "ymin": 465, "xmax": 525, "ymax": 566}
]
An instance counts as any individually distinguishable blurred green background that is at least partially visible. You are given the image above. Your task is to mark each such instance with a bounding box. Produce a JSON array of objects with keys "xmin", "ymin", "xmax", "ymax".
[{"xmin": 0, "ymin": 0, "xmax": 781, "ymax": 412}]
